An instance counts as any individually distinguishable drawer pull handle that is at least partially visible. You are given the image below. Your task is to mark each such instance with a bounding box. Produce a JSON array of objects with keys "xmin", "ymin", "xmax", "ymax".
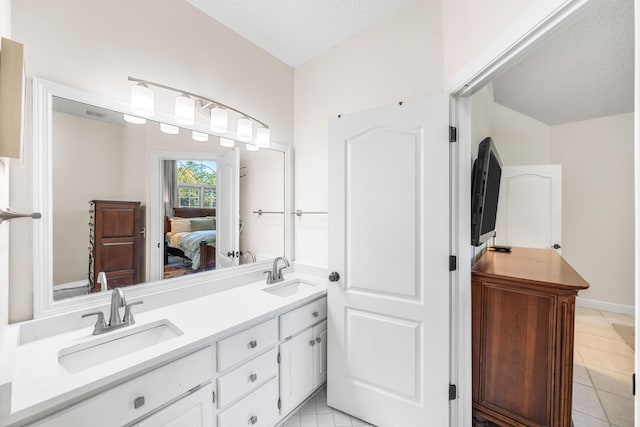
[
  {"xmin": 250, "ymin": 415, "xmax": 258, "ymax": 424},
  {"xmin": 249, "ymin": 373, "xmax": 258, "ymax": 382},
  {"xmin": 312, "ymin": 311, "xmax": 319, "ymax": 318},
  {"xmin": 316, "ymin": 337, "xmax": 322, "ymax": 343},
  {"xmin": 309, "ymin": 340, "xmax": 316, "ymax": 346},
  {"xmin": 134, "ymin": 396, "xmax": 145, "ymax": 409},
  {"xmin": 248, "ymin": 340, "xmax": 258, "ymax": 349}
]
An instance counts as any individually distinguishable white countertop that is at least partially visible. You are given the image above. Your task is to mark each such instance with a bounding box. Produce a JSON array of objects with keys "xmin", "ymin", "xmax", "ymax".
[{"xmin": 1, "ymin": 272, "xmax": 327, "ymax": 426}]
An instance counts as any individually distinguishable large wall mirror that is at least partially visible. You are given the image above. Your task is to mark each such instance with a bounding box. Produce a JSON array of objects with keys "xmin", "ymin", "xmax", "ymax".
[{"xmin": 32, "ymin": 78, "xmax": 293, "ymax": 318}]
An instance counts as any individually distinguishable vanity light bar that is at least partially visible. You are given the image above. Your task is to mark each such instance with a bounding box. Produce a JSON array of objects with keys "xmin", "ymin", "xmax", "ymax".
[{"xmin": 127, "ymin": 76, "xmax": 270, "ymax": 147}]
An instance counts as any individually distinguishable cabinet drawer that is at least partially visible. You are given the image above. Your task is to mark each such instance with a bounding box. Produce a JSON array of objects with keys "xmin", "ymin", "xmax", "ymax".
[
  {"xmin": 218, "ymin": 318, "xmax": 278, "ymax": 372},
  {"xmin": 30, "ymin": 347, "xmax": 213, "ymax": 427},
  {"xmin": 280, "ymin": 297, "xmax": 327, "ymax": 339},
  {"xmin": 218, "ymin": 377, "xmax": 279, "ymax": 427},
  {"xmin": 217, "ymin": 347, "xmax": 278, "ymax": 409}
]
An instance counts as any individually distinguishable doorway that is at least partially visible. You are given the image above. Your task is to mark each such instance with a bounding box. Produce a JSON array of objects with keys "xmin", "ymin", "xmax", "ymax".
[{"xmin": 449, "ymin": 0, "xmax": 638, "ymax": 425}]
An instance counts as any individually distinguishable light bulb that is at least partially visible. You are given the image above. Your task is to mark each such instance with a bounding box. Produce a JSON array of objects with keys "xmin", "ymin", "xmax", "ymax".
[
  {"xmin": 192, "ymin": 131, "xmax": 209, "ymax": 142},
  {"xmin": 210, "ymin": 107, "xmax": 228, "ymax": 133},
  {"xmin": 245, "ymin": 143, "xmax": 259, "ymax": 152},
  {"xmin": 160, "ymin": 123, "xmax": 179, "ymax": 134},
  {"xmin": 256, "ymin": 127, "xmax": 271, "ymax": 148},
  {"xmin": 237, "ymin": 118, "xmax": 253, "ymax": 142},
  {"xmin": 131, "ymin": 83, "xmax": 154, "ymax": 118},
  {"xmin": 220, "ymin": 138, "xmax": 235, "ymax": 148},
  {"xmin": 175, "ymin": 95, "xmax": 195, "ymax": 125},
  {"xmin": 123, "ymin": 114, "xmax": 146, "ymax": 124}
]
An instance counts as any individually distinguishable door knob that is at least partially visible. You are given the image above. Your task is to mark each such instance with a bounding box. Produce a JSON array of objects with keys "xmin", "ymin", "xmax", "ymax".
[{"xmin": 329, "ymin": 272, "xmax": 340, "ymax": 282}]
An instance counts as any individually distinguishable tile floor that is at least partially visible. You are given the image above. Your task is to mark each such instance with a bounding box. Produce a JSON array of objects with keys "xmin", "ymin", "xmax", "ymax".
[
  {"xmin": 279, "ymin": 388, "xmax": 375, "ymax": 427},
  {"xmin": 573, "ymin": 307, "xmax": 635, "ymax": 427},
  {"xmin": 280, "ymin": 307, "xmax": 634, "ymax": 427}
]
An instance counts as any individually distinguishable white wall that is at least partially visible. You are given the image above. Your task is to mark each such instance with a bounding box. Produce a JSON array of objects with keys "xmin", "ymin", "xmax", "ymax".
[
  {"xmin": 293, "ymin": 0, "xmax": 443, "ymax": 266},
  {"xmin": 550, "ymin": 113, "xmax": 635, "ymax": 307},
  {"xmin": 0, "ymin": 0, "xmax": 10, "ymax": 330},
  {"xmin": 51, "ymin": 112, "xmax": 125, "ymax": 285},
  {"xmin": 493, "ymin": 103, "xmax": 551, "ymax": 165},
  {"xmin": 9, "ymin": 0, "xmax": 294, "ymax": 321},
  {"xmin": 443, "ymin": 0, "xmax": 537, "ymax": 83}
]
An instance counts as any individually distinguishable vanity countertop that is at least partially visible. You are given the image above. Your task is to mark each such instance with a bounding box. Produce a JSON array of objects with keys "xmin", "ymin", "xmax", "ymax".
[{"xmin": 1, "ymin": 272, "xmax": 327, "ymax": 426}]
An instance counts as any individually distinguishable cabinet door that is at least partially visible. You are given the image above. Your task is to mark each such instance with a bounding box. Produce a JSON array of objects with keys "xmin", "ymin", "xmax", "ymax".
[
  {"xmin": 313, "ymin": 321, "xmax": 327, "ymax": 386},
  {"xmin": 136, "ymin": 384, "xmax": 214, "ymax": 427},
  {"xmin": 280, "ymin": 329, "xmax": 314, "ymax": 413}
]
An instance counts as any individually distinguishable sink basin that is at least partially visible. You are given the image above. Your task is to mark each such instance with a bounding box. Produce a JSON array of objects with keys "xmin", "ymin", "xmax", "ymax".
[
  {"xmin": 262, "ymin": 281, "xmax": 316, "ymax": 297},
  {"xmin": 58, "ymin": 320, "xmax": 183, "ymax": 373}
]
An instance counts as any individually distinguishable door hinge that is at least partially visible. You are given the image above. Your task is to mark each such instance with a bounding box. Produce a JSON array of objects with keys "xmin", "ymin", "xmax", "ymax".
[
  {"xmin": 278, "ymin": 398, "xmax": 282, "ymax": 409},
  {"xmin": 633, "ymin": 373, "xmax": 636, "ymax": 396},
  {"xmin": 449, "ymin": 126, "xmax": 457, "ymax": 143},
  {"xmin": 449, "ymin": 384, "xmax": 457, "ymax": 400},
  {"xmin": 449, "ymin": 255, "xmax": 457, "ymax": 271},
  {"xmin": 277, "ymin": 352, "xmax": 281, "ymax": 364},
  {"xmin": 212, "ymin": 390, "xmax": 216, "ymax": 404}
]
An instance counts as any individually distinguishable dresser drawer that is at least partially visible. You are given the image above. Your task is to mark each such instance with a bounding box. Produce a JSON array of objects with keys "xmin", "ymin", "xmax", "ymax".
[
  {"xmin": 217, "ymin": 347, "xmax": 278, "ymax": 409},
  {"xmin": 280, "ymin": 297, "xmax": 327, "ymax": 339},
  {"xmin": 217, "ymin": 317, "xmax": 278, "ymax": 372},
  {"xmin": 217, "ymin": 377, "xmax": 279, "ymax": 427},
  {"xmin": 30, "ymin": 347, "xmax": 213, "ymax": 427}
]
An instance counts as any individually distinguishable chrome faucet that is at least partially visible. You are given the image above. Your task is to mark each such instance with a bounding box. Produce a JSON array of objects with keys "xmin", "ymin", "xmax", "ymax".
[
  {"xmin": 264, "ymin": 256, "xmax": 290, "ymax": 284},
  {"xmin": 82, "ymin": 288, "xmax": 143, "ymax": 335},
  {"xmin": 97, "ymin": 271, "xmax": 108, "ymax": 292}
]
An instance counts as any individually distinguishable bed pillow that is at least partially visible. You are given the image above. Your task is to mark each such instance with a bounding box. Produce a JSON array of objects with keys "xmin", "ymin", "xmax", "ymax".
[
  {"xmin": 170, "ymin": 217, "xmax": 192, "ymax": 234},
  {"xmin": 190, "ymin": 217, "xmax": 216, "ymax": 231}
]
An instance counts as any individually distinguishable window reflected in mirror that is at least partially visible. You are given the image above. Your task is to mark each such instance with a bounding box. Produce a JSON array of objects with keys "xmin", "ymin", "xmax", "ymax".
[{"xmin": 50, "ymin": 96, "xmax": 286, "ymax": 301}]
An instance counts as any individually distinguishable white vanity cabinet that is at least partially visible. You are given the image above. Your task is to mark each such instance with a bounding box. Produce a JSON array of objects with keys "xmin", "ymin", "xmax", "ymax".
[
  {"xmin": 215, "ymin": 319, "xmax": 280, "ymax": 427},
  {"xmin": 135, "ymin": 383, "xmax": 214, "ymax": 427},
  {"xmin": 279, "ymin": 297, "xmax": 327, "ymax": 414},
  {"xmin": 28, "ymin": 347, "xmax": 214, "ymax": 427}
]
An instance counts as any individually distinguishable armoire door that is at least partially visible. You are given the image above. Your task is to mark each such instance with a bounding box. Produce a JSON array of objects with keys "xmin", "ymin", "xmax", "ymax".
[{"xmin": 327, "ymin": 96, "xmax": 451, "ymax": 427}]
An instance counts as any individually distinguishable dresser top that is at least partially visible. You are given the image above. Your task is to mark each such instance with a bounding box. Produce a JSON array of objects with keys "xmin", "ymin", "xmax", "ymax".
[{"xmin": 472, "ymin": 247, "xmax": 589, "ymax": 291}]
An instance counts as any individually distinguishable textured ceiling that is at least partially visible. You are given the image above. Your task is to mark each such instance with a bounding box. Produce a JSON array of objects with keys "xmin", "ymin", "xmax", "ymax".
[
  {"xmin": 492, "ymin": 0, "xmax": 634, "ymax": 125},
  {"xmin": 186, "ymin": 0, "xmax": 415, "ymax": 67}
]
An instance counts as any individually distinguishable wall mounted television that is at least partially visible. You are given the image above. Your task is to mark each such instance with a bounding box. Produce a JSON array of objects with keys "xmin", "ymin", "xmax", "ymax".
[{"xmin": 471, "ymin": 137, "xmax": 503, "ymax": 246}]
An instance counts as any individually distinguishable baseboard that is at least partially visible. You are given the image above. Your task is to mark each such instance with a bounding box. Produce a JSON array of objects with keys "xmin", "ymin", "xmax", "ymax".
[
  {"xmin": 53, "ymin": 279, "xmax": 89, "ymax": 291},
  {"xmin": 576, "ymin": 297, "xmax": 635, "ymax": 315}
]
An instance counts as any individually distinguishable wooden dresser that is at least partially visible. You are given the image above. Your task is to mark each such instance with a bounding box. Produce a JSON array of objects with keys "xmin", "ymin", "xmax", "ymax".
[
  {"xmin": 89, "ymin": 200, "xmax": 141, "ymax": 292},
  {"xmin": 472, "ymin": 247, "xmax": 589, "ymax": 427}
]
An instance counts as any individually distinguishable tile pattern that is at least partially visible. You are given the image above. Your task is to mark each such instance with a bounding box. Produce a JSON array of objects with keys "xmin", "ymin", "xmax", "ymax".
[
  {"xmin": 573, "ymin": 307, "xmax": 635, "ymax": 427},
  {"xmin": 279, "ymin": 388, "xmax": 375, "ymax": 427},
  {"xmin": 279, "ymin": 307, "xmax": 634, "ymax": 427}
]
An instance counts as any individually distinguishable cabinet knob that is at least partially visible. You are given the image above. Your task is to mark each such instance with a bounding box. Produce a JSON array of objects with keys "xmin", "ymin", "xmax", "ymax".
[
  {"xmin": 249, "ymin": 373, "xmax": 258, "ymax": 382},
  {"xmin": 312, "ymin": 311, "xmax": 319, "ymax": 318},
  {"xmin": 309, "ymin": 340, "xmax": 316, "ymax": 346},
  {"xmin": 248, "ymin": 340, "xmax": 258, "ymax": 349},
  {"xmin": 329, "ymin": 272, "xmax": 340, "ymax": 282},
  {"xmin": 134, "ymin": 396, "xmax": 145, "ymax": 409},
  {"xmin": 250, "ymin": 415, "xmax": 258, "ymax": 425},
  {"xmin": 316, "ymin": 337, "xmax": 322, "ymax": 343}
]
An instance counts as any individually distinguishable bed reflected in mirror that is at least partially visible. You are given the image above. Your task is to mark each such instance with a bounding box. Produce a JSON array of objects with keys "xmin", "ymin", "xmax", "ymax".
[{"xmin": 50, "ymin": 95, "xmax": 286, "ymax": 301}]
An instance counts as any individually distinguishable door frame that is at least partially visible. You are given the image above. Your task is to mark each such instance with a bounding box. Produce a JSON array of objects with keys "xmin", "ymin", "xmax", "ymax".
[{"xmin": 445, "ymin": 0, "xmax": 638, "ymax": 425}]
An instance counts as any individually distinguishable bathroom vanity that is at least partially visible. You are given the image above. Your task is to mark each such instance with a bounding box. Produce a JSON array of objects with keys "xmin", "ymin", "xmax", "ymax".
[{"xmin": 0, "ymin": 272, "xmax": 327, "ymax": 427}]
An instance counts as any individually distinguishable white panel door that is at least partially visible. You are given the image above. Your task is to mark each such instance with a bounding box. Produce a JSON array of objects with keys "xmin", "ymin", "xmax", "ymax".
[
  {"xmin": 136, "ymin": 384, "xmax": 214, "ymax": 427},
  {"xmin": 495, "ymin": 165, "xmax": 562, "ymax": 252},
  {"xmin": 217, "ymin": 149, "xmax": 240, "ymax": 268},
  {"xmin": 328, "ymin": 96, "xmax": 450, "ymax": 427}
]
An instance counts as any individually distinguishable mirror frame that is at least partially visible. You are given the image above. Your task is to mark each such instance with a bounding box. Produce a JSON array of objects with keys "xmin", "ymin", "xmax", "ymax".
[{"xmin": 32, "ymin": 77, "xmax": 294, "ymax": 318}]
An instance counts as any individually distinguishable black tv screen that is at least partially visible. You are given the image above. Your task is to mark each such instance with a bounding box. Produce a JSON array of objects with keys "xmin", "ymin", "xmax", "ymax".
[{"xmin": 471, "ymin": 137, "xmax": 503, "ymax": 246}]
